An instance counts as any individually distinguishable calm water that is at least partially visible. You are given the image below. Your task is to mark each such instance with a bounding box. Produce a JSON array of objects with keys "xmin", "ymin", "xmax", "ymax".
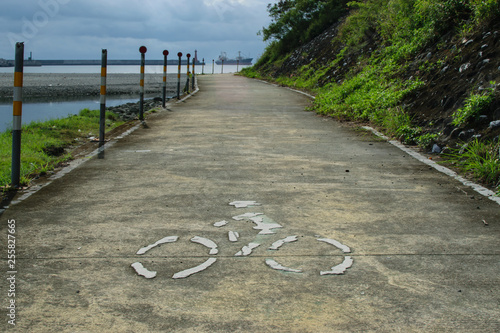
[
  {"xmin": 0, "ymin": 64, "xmax": 248, "ymax": 74},
  {"xmin": 0, "ymin": 64, "xmax": 249, "ymax": 133}
]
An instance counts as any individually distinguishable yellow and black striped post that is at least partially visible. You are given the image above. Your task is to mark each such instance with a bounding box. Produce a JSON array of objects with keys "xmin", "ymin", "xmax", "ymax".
[
  {"xmin": 186, "ymin": 53, "xmax": 191, "ymax": 94},
  {"xmin": 162, "ymin": 50, "xmax": 169, "ymax": 108},
  {"xmin": 177, "ymin": 52, "xmax": 182, "ymax": 99},
  {"xmin": 11, "ymin": 42, "xmax": 24, "ymax": 188},
  {"xmin": 99, "ymin": 49, "xmax": 107, "ymax": 145},
  {"xmin": 139, "ymin": 46, "xmax": 147, "ymax": 121}
]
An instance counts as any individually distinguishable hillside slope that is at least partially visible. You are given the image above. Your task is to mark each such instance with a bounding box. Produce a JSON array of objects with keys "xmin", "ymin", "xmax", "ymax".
[{"xmin": 245, "ymin": 0, "xmax": 500, "ymax": 194}]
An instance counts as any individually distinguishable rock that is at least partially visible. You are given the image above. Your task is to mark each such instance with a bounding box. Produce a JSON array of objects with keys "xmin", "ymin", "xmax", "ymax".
[
  {"xmin": 458, "ymin": 129, "xmax": 475, "ymax": 140},
  {"xmin": 432, "ymin": 144, "xmax": 441, "ymax": 153},
  {"xmin": 489, "ymin": 120, "xmax": 500, "ymax": 129},
  {"xmin": 459, "ymin": 63, "xmax": 471, "ymax": 73}
]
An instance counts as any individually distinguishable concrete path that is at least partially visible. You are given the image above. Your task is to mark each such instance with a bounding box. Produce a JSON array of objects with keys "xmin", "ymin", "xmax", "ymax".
[{"xmin": 1, "ymin": 74, "xmax": 499, "ymax": 332}]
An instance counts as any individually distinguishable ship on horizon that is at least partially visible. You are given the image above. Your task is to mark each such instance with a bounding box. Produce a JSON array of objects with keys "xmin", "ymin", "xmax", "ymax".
[{"xmin": 215, "ymin": 52, "xmax": 252, "ymax": 65}]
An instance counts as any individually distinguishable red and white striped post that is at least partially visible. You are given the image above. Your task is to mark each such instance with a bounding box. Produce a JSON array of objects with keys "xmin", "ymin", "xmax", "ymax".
[{"xmin": 11, "ymin": 42, "xmax": 24, "ymax": 188}]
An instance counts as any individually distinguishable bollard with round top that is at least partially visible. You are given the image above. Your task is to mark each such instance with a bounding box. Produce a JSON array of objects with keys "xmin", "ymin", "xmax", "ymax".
[{"xmin": 139, "ymin": 46, "xmax": 147, "ymax": 121}]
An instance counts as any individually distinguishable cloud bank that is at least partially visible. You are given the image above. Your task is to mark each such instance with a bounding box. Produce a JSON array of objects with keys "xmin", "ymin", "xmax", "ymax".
[{"xmin": 0, "ymin": 0, "xmax": 272, "ymax": 62}]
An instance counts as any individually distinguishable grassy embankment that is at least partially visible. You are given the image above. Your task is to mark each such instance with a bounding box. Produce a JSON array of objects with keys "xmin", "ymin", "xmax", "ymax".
[
  {"xmin": 243, "ymin": 0, "xmax": 500, "ymax": 194},
  {"xmin": 0, "ymin": 109, "xmax": 124, "ymax": 189}
]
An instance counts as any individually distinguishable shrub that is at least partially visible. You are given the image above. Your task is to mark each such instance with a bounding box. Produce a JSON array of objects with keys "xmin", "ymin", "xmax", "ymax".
[{"xmin": 451, "ymin": 83, "xmax": 496, "ymax": 126}]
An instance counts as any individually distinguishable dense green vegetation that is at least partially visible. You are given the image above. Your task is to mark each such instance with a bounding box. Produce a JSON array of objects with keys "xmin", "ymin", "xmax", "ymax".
[
  {"xmin": 0, "ymin": 109, "xmax": 123, "ymax": 188},
  {"xmin": 259, "ymin": 0, "xmax": 350, "ymax": 61},
  {"xmin": 244, "ymin": 0, "xmax": 500, "ymax": 194}
]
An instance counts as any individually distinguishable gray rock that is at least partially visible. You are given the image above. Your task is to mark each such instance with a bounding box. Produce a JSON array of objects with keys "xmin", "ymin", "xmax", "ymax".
[
  {"xmin": 458, "ymin": 129, "xmax": 475, "ymax": 140},
  {"xmin": 432, "ymin": 144, "xmax": 441, "ymax": 153},
  {"xmin": 489, "ymin": 120, "xmax": 500, "ymax": 129},
  {"xmin": 459, "ymin": 63, "xmax": 471, "ymax": 73}
]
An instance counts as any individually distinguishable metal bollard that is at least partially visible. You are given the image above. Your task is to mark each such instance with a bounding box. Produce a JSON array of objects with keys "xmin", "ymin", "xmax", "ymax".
[
  {"xmin": 177, "ymin": 52, "xmax": 182, "ymax": 99},
  {"xmin": 221, "ymin": 59, "xmax": 224, "ymax": 74},
  {"xmin": 186, "ymin": 53, "xmax": 191, "ymax": 94},
  {"xmin": 99, "ymin": 49, "xmax": 107, "ymax": 145},
  {"xmin": 202, "ymin": 58, "xmax": 205, "ymax": 75},
  {"xmin": 212, "ymin": 59, "xmax": 214, "ymax": 74},
  {"xmin": 192, "ymin": 53, "xmax": 196, "ymax": 91},
  {"xmin": 162, "ymin": 50, "xmax": 169, "ymax": 108},
  {"xmin": 139, "ymin": 46, "xmax": 147, "ymax": 121},
  {"xmin": 237, "ymin": 59, "xmax": 239, "ymax": 72},
  {"xmin": 11, "ymin": 42, "xmax": 24, "ymax": 188}
]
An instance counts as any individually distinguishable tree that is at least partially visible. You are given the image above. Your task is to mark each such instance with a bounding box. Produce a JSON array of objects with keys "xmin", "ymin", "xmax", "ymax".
[{"xmin": 259, "ymin": 0, "xmax": 350, "ymax": 56}]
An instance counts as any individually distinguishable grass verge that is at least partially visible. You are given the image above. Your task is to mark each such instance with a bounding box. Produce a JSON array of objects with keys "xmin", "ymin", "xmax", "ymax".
[
  {"xmin": 444, "ymin": 139, "xmax": 500, "ymax": 195},
  {"xmin": 0, "ymin": 108, "xmax": 124, "ymax": 189}
]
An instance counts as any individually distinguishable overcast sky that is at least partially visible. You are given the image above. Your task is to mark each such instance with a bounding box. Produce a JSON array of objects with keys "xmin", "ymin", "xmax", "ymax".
[{"xmin": 0, "ymin": 0, "xmax": 273, "ymax": 62}]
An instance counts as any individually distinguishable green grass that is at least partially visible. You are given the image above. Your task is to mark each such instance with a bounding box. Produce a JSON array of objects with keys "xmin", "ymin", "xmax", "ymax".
[
  {"xmin": 445, "ymin": 139, "xmax": 500, "ymax": 194},
  {"xmin": 1, "ymin": 108, "xmax": 124, "ymax": 189},
  {"xmin": 451, "ymin": 83, "xmax": 497, "ymax": 126}
]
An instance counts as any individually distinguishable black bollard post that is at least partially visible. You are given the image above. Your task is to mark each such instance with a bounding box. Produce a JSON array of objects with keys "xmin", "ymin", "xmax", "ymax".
[
  {"xmin": 162, "ymin": 50, "xmax": 169, "ymax": 108},
  {"xmin": 212, "ymin": 59, "xmax": 214, "ymax": 74},
  {"xmin": 186, "ymin": 53, "xmax": 191, "ymax": 94},
  {"xmin": 177, "ymin": 52, "xmax": 182, "ymax": 99},
  {"xmin": 11, "ymin": 42, "xmax": 24, "ymax": 188},
  {"xmin": 139, "ymin": 46, "xmax": 147, "ymax": 121},
  {"xmin": 99, "ymin": 49, "xmax": 107, "ymax": 146},
  {"xmin": 192, "ymin": 53, "xmax": 196, "ymax": 91}
]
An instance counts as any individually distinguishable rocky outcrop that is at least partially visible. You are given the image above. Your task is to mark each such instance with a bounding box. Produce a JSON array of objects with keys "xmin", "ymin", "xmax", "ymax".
[{"xmin": 107, "ymin": 98, "xmax": 164, "ymax": 121}]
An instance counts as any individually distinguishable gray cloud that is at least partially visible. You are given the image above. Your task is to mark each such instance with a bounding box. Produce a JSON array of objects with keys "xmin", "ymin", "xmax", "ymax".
[{"xmin": 0, "ymin": 0, "xmax": 271, "ymax": 61}]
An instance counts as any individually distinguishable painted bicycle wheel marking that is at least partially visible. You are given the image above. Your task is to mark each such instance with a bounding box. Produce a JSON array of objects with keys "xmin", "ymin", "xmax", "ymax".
[
  {"xmin": 131, "ymin": 201, "xmax": 354, "ymax": 279},
  {"xmin": 172, "ymin": 258, "xmax": 217, "ymax": 279}
]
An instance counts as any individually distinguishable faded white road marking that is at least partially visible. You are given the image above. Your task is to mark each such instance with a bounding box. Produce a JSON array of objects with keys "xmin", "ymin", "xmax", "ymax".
[
  {"xmin": 172, "ymin": 258, "xmax": 217, "ymax": 279},
  {"xmin": 235, "ymin": 242, "xmax": 261, "ymax": 256},
  {"xmin": 317, "ymin": 238, "xmax": 351, "ymax": 253},
  {"xmin": 230, "ymin": 201, "xmax": 261, "ymax": 208},
  {"xmin": 191, "ymin": 236, "xmax": 218, "ymax": 255},
  {"xmin": 213, "ymin": 220, "xmax": 228, "ymax": 227},
  {"xmin": 136, "ymin": 236, "xmax": 179, "ymax": 255},
  {"xmin": 131, "ymin": 262, "xmax": 157, "ymax": 279},
  {"xmin": 232, "ymin": 212, "xmax": 263, "ymax": 220},
  {"xmin": 269, "ymin": 236, "xmax": 298, "ymax": 250},
  {"xmin": 320, "ymin": 256, "xmax": 353, "ymax": 275},
  {"xmin": 249, "ymin": 216, "xmax": 283, "ymax": 235},
  {"xmin": 265, "ymin": 259, "xmax": 302, "ymax": 273},
  {"xmin": 228, "ymin": 231, "xmax": 239, "ymax": 242}
]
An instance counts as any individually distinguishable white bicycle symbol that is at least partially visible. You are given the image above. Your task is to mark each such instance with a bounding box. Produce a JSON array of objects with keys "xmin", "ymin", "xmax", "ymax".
[{"xmin": 131, "ymin": 201, "xmax": 353, "ymax": 279}]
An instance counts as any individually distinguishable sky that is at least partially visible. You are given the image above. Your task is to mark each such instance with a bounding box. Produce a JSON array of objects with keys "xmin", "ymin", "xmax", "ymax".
[{"xmin": 0, "ymin": 0, "xmax": 274, "ymax": 62}]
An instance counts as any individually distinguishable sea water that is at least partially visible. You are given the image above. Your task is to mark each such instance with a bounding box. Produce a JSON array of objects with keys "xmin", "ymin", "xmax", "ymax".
[{"xmin": 0, "ymin": 64, "xmax": 249, "ymax": 133}]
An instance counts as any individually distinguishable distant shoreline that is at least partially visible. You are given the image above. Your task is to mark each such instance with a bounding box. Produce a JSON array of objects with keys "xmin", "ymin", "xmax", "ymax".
[
  {"xmin": 0, "ymin": 59, "xmax": 205, "ymax": 67},
  {"xmin": 0, "ymin": 73, "xmax": 187, "ymax": 101}
]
